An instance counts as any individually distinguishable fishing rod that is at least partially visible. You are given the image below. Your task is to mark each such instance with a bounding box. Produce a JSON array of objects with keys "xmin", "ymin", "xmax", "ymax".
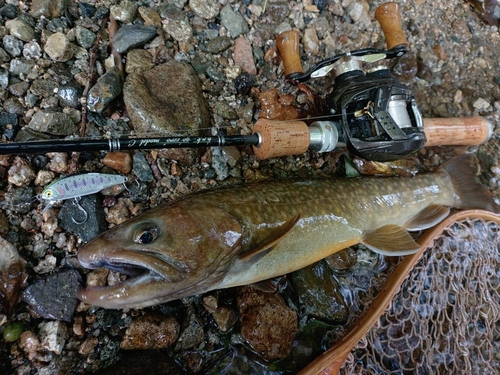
[{"xmin": 0, "ymin": 3, "xmax": 493, "ymax": 161}]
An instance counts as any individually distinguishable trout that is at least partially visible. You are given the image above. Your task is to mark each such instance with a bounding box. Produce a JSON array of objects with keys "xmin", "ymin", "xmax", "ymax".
[{"xmin": 77, "ymin": 154, "xmax": 498, "ymax": 309}]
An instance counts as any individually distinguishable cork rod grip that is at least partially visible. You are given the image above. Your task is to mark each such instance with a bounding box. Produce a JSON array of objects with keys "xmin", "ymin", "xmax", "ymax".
[
  {"xmin": 375, "ymin": 2, "xmax": 408, "ymax": 49},
  {"xmin": 252, "ymin": 119, "xmax": 310, "ymax": 160},
  {"xmin": 423, "ymin": 116, "xmax": 493, "ymax": 147},
  {"xmin": 276, "ymin": 30, "xmax": 304, "ymax": 77}
]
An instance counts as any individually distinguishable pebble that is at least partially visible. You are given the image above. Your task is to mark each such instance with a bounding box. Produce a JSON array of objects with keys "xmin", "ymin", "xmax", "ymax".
[
  {"xmin": 237, "ymin": 286, "xmax": 298, "ymax": 361},
  {"xmin": 0, "ymin": 48, "xmax": 10, "ymax": 63},
  {"xmin": 211, "ymin": 306, "xmax": 237, "ymax": 332},
  {"xmin": 0, "ymin": 236, "xmax": 26, "ymax": 316},
  {"xmin": 22, "ymin": 270, "xmax": 82, "ymax": 322},
  {"xmin": 22, "ymin": 40, "xmax": 42, "ymax": 60},
  {"xmin": 32, "ymin": 254, "xmax": 57, "ymax": 274},
  {"xmin": 3, "ymin": 186, "xmax": 35, "ymax": 214},
  {"xmin": 5, "ymin": 19, "xmax": 34, "ymax": 42},
  {"xmin": 46, "ymin": 152, "xmax": 69, "ymax": 173},
  {"xmin": 125, "ymin": 49, "xmax": 154, "ymax": 74},
  {"xmin": 78, "ymin": 336, "xmax": 99, "ymax": 355},
  {"xmin": 473, "ymin": 97, "xmax": 492, "ymax": 111},
  {"xmin": 3, "ymin": 34, "xmax": 23, "ymax": 56},
  {"xmin": 120, "ymin": 314, "xmax": 180, "ymax": 350},
  {"xmin": 347, "ymin": 2, "xmax": 364, "ymax": 22},
  {"xmin": 87, "ymin": 66, "xmax": 123, "ymax": 113},
  {"xmin": 160, "ymin": 4, "xmax": 193, "ymax": 42},
  {"xmin": 110, "ymin": 0, "xmax": 137, "ymax": 23},
  {"xmin": 30, "ymin": 0, "xmax": 66, "ymax": 18},
  {"xmin": 38, "ymin": 320, "xmax": 68, "ymax": 355},
  {"xmin": 266, "ymin": 2, "xmax": 290, "ymax": 23},
  {"xmin": 302, "ymin": 27, "xmax": 320, "ymax": 55},
  {"xmin": 9, "ymin": 81, "xmax": 30, "ymax": 97},
  {"xmin": 9, "ymin": 58, "xmax": 35, "ymax": 76},
  {"xmin": 138, "ymin": 7, "xmax": 162, "ymax": 27},
  {"xmin": 123, "ymin": 61, "xmax": 210, "ymax": 135},
  {"xmin": 57, "ymin": 84, "xmax": 83, "ymax": 108},
  {"xmin": 0, "ymin": 4, "xmax": 19, "ymax": 19},
  {"xmin": 220, "ymin": 4, "xmax": 249, "ymax": 38},
  {"xmin": 75, "ymin": 26, "xmax": 96, "ymax": 49},
  {"xmin": 27, "ymin": 110, "xmax": 78, "ymax": 135},
  {"xmin": 112, "ymin": 24, "xmax": 157, "ymax": 54},
  {"xmin": 174, "ymin": 309, "xmax": 205, "ymax": 351},
  {"xmin": 106, "ymin": 199, "xmax": 130, "ymax": 225},
  {"xmin": 233, "ymin": 36, "xmax": 257, "ymax": 75},
  {"xmin": 0, "ymin": 69, "xmax": 8, "ymax": 88},
  {"xmin": 44, "ymin": 32, "xmax": 74, "ymax": 62},
  {"xmin": 90, "ymin": 350, "xmax": 183, "ymax": 374},
  {"xmin": 19, "ymin": 331, "xmax": 41, "ymax": 360},
  {"xmin": 102, "ymin": 151, "xmax": 132, "ymax": 173},
  {"xmin": 189, "ymin": 0, "xmax": 220, "ymax": 20},
  {"xmin": 133, "ymin": 152, "xmax": 154, "ymax": 182},
  {"xmin": 205, "ymin": 36, "xmax": 233, "ymax": 54},
  {"xmin": 7, "ymin": 156, "xmax": 35, "ymax": 186}
]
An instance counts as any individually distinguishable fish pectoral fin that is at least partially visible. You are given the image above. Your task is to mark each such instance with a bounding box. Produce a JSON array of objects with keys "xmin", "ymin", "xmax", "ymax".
[
  {"xmin": 251, "ymin": 278, "xmax": 280, "ymax": 293},
  {"xmin": 405, "ymin": 204, "xmax": 450, "ymax": 231},
  {"xmin": 239, "ymin": 214, "xmax": 301, "ymax": 263},
  {"xmin": 363, "ymin": 224, "xmax": 421, "ymax": 256}
]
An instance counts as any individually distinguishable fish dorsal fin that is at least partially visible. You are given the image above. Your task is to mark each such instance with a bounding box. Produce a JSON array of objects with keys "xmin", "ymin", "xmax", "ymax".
[
  {"xmin": 239, "ymin": 214, "xmax": 301, "ymax": 263},
  {"xmin": 363, "ymin": 224, "xmax": 421, "ymax": 256},
  {"xmin": 405, "ymin": 204, "xmax": 450, "ymax": 231}
]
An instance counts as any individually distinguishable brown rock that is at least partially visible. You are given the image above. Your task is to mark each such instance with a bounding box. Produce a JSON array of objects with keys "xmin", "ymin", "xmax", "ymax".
[
  {"xmin": 125, "ymin": 49, "xmax": 155, "ymax": 74},
  {"xmin": 123, "ymin": 62, "xmax": 210, "ymax": 135},
  {"xmin": 78, "ymin": 336, "xmax": 98, "ymax": 355},
  {"xmin": 121, "ymin": 314, "xmax": 180, "ymax": 350},
  {"xmin": 237, "ymin": 286, "xmax": 297, "ymax": 361},
  {"xmin": 102, "ymin": 152, "xmax": 133, "ymax": 174},
  {"xmin": 233, "ymin": 36, "xmax": 256, "ymax": 75}
]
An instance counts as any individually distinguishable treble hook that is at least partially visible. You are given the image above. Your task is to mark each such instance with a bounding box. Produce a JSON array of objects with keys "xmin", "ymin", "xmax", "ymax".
[{"xmin": 71, "ymin": 197, "xmax": 88, "ymax": 225}]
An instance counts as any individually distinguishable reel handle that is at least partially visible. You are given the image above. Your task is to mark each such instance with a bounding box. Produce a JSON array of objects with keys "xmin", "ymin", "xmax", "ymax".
[
  {"xmin": 423, "ymin": 116, "xmax": 492, "ymax": 147},
  {"xmin": 276, "ymin": 30, "xmax": 304, "ymax": 77},
  {"xmin": 375, "ymin": 2, "xmax": 409, "ymax": 49}
]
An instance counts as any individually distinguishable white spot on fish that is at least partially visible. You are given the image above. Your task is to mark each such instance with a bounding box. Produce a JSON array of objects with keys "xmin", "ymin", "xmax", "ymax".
[{"xmin": 223, "ymin": 230, "xmax": 242, "ymax": 247}]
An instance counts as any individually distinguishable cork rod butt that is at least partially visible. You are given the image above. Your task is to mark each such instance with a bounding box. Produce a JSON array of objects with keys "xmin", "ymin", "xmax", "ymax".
[
  {"xmin": 423, "ymin": 116, "xmax": 493, "ymax": 147},
  {"xmin": 252, "ymin": 118, "xmax": 310, "ymax": 159},
  {"xmin": 375, "ymin": 2, "xmax": 409, "ymax": 49},
  {"xmin": 276, "ymin": 30, "xmax": 304, "ymax": 77}
]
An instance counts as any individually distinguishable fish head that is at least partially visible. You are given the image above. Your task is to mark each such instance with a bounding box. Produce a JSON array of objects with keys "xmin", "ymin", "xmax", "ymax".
[{"xmin": 77, "ymin": 201, "xmax": 243, "ymax": 309}]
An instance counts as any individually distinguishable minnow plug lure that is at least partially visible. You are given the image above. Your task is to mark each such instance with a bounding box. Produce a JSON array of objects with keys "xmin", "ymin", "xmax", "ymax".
[{"xmin": 40, "ymin": 173, "xmax": 128, "ymax": 218}]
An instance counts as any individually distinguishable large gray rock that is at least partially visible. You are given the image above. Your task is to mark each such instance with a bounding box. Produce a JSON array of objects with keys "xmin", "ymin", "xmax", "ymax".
[{"xmin": 123, "ymin": 61, "xmax": 210, "ymax": 135}]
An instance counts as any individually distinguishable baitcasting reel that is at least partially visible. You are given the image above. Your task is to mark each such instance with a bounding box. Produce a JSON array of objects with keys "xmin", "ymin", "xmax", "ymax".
[{"xmin": 275, "ymin": 3, "xmax": 426, "ymax": 162}]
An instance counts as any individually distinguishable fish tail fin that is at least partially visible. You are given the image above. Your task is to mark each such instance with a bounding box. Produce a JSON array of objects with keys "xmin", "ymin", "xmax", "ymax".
[{"xmin": 441, "ymin": 154, "xmax": 499, "ymax": 213}]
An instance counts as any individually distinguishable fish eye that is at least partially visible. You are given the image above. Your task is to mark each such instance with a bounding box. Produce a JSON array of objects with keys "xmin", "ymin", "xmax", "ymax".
[{"xmin": 134, "ymin": 227, "xmax": 158, "ymax": 244}]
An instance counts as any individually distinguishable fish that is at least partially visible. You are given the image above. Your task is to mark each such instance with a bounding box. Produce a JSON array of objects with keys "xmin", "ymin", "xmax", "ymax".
[{"xmin": 77, "ymin": 154, "xmax": 498, "ymax": 309}]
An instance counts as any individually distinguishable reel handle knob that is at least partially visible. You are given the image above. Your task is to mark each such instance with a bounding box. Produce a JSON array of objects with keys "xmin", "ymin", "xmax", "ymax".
[
  {"xmin": 423, "ymin": 116, "xmax": 493, "ymax": 147},
  {"xmin": 375, "ymin": 2, "xmax": 409, "ymax": 49},
  {"xmin": 276, "ymin": 30, "xmax": 304, "ymax": 77}
]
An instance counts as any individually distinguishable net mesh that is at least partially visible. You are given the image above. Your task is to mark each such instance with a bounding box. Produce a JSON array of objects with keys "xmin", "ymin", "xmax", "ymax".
[{"xmin": 341, "ymin": 217, "xmax": 500, "ymax": 375}]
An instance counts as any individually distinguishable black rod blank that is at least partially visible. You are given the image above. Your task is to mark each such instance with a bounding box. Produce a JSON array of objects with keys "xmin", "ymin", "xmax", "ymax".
[{"xmin": 0, "ymin": 134, "xmax": 261, "ymax": 155}]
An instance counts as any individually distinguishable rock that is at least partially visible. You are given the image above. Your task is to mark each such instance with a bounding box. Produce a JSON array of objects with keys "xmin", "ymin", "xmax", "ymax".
[
  {"xmin": 9, "ymin": 59, "xmax": 35, "ymax": 76},
  {"xmin": 0, "ymin": 4, "xmax": 19, "ymax": 19},
  {"xmin": 78, "ymin": 2, "xmax": 96, "ymax": 18},
  {"xmin": 112, "ymin": 24, "xmax": 157, "ymax": 54},
  {"xmin": 58, "ymin": 194, "xmax": 108, "ymax": 243},
  {"xmin": 9, "ymin": 81, "xmax": 30, "ymax": 96},
  {"xmin": 120, "ymin": 314, "xmax": 180, "ymax": 350},
  {"xmin": 22, "ymin": 40, "xmax": 42, "ymax": 60},
  {"xmin": 21, "ymin": 270, "xmax": 81, "ymax": 322},
  {"xmin": 5, "ymin": 19, "xmax": 34, "ymax": 42},
  {"xmin": 30, "ymin": 79, "xmax": 58, "ymax": 97},
  {"xmin": 347, "ymin": 2, "xmax": 364, "ymax": 22},
  {"xmin": 205, "ymin": 36, "xmax": 232, "ymax": 54},
  {"xmin": 7, "ymin": 156, "xmax": 35, "ymax": 186},
  {"xmin": 160, "ymin": 4, "xmax": 192, "ymax": 42},
  {"xmin": 473, "ymin": 97, "xmax": 492, "ymax": 111},
  {"xmin": 3, "ymin": 187, "xmax": 35, "ymax": 214},
  {"xmin": 87, "ymin": 67, "xmax": 123, "ymax": 113},
  {"xmin": 44, "ymin": 32, "xmax": 73, "ymax": 62},
  {"xmin": 27, "ymin": 110, "xmax": 78, "ymax": 135},
  {"xmin": 266, "ymin": 1, "xmax": 290, "ymax": 23},
  {"xmin": 220, "ymin": 4, "xmax": 249, "ymax": 38},
  {"xmin": 30, "ymin": 0, "xmax": 66, "ymax": 18},
  {"xmin": 174, "ymin": 309, "xmax": 204, "ymax": 351},
  {"xmin": 237, "ymin": 286, "xmax": 297, "ymax": 361},
  {"xmin": 3, "ymin": 35, "xmax": 23, "ymax": 56},
  {"xmin": 92, "ymin": 350, "xmax": 183, "ymax": 375},
  {"xmin": 189, "ymin": 0, "xmax": 220, "ymax": 20},
  {"xmin": 125, "ymin": 49, "xmax": 154, "ymax": 74},
  {"xmin": 0, "ymin": 236, "xmax": 27, "ymax": 316},
  {"xmin": 290, "ymin": 261, "xmax": 348, "ymax": 323},
  {"xmin": 302, "ymin": 27, "xmax": 319, "ymax": 55},
  {"xmin": 138, "ymin": 7, "xmax": 162, "ymax": 27},
  {"xmin": 110, "ymin": 0, "xmax": 137, "ymax": 23},
  {"xmin": 0, "ymin": 69, "xmax": 8, "ymax": 88},
  {"xmin": 102, "ymin": 152, "xmax": 132, "ymax": 174},
  {"xmin": 212, "ymin": 306, "xmax": 237, "ymax": 332},
  {"xmin": 57, "ymin": 84, "xmax": 83, "ymax": 108},
  {"xmin": 233, "ymin": 36, "xmax": 256, "ymax": 75},
  {"xmin": 123, "ymin": 61, "xmax": 210, "ymax": 135},
  {"xmin": 38, "ymin": 321, "xmax": 68, "ymax": 355},
  {"xmin": 75, "ymin": 25, "xmax": 96, "ymax": 49},
  {"xmin": 132, "ymin": 152, "xmax": 154, "ymax": 182}
]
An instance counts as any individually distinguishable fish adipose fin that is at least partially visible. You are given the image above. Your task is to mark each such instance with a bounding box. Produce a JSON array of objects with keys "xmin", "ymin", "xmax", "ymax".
[
  {"xmin": 239, "ymin": 214, "xmax": 301, "ymax": 263},
  {"xmin": 405, "ymin": 204, "xmax": 450, "ymax": 231},
  {"xmin": 442, "ymin": 154, "xmax": 499, "ymax": 213},
  {"xmin": 363, "ymin": 224, "xmax": 421, "ymax": 256}
]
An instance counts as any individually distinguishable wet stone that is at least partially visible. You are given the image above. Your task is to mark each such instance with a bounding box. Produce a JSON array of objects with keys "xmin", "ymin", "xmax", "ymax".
[
  {"xmin": 3, "ymin": 186, "xmax": 34, "ymax": 214},
  {"xmin": 120, "ymin": 314, "xmax": 180, "ymax": 350},
  {"xmin": 160, "ymin": 4, "xmax": 192, "ymax": 43},
  {"xmin": 87, "ymin": 67, "xmax": 123, "ymax": 113},
  {"xmin": 7, "ymin": 156, "xmax": 35, "ymax": 186},
  {"xmin": 205, "ymin": 36, "xmax": 232, "ymax": 54},
  {"xmin": 237, "ymin": 286, "xmax": 298, "ymax": 361},
  {"xmin": 78, "ymin": 2, "xmax": 96, "ymax": 18},
  {"xmin": 290, "ymin": 261, "xmax": 348, "ymax": 324},
  {"xmin": 57, "ymin": 85, "xmax": 82, "ymax": 108},
  {"xmin": 102, "ymin": 151, "xmax": 132, "ymax": 174},
  {"xmin": 123, "ymin": 61, "xmax": 210, "ymax": 135},
  {"xmin": 3, "ymin": 35, "xmax": 23, "ymax": 57},
  {"xmin": 220, "ymin": 4, "xmax": 249, "ymax": 38},
  {"xmin": 132, "ymin": 152, "xmax": 154, "ymax": 182},
  {"xmin": 125, "ymin": 49, "xmax": 154, "ymax": 74},
  {"xmin": 112, "ymin": 24, "xmax": 157, "ymax": 54},
  {"xmin": 27, "ymin": 110, "xmax": 78, "ymax": 135},
  {"xmin": 75, "ymin": 25, "xmax": 96, "ymax": 49},
  {"xmin": 92, "ymin": 350, "xmax": 183, "ymax": 375},
  {"xmin": 58, "ymin": 194, "xmax": 108, "ymax": 243},
  {"xmin": 38, "ymin": 320, "xmax": 68, "ymax": 355},
  {"xmin": 22, "ymin": 270, "xmax": 82, "ymax": 322},
  {"xmin": 5, "ymin": 19, "xmax": 34, "ymax": 42}
]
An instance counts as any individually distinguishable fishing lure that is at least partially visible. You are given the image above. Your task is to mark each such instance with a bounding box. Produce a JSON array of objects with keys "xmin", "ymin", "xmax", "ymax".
[{"xmin": 40, "ymin": 173, "xmax": 128, "ymax": 222}]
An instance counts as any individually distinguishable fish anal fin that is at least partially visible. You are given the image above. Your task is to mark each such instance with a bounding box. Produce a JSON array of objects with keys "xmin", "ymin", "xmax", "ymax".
[
  {"xmin": 239, "ymin": 214, "xmax": 301, "ymax": 263},
  {"xmin": 405, "ymin": 204, "xmax": 450, "ymax": 231},
  {"xmin": 363, "ymin": 224, "xmax": 421, "ymax": 256}
]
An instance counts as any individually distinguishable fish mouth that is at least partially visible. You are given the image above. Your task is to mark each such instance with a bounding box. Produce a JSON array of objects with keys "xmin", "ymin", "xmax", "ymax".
[{"xmin": 77, "ymin": 248, "xmax": 190, "ymax": 309}]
